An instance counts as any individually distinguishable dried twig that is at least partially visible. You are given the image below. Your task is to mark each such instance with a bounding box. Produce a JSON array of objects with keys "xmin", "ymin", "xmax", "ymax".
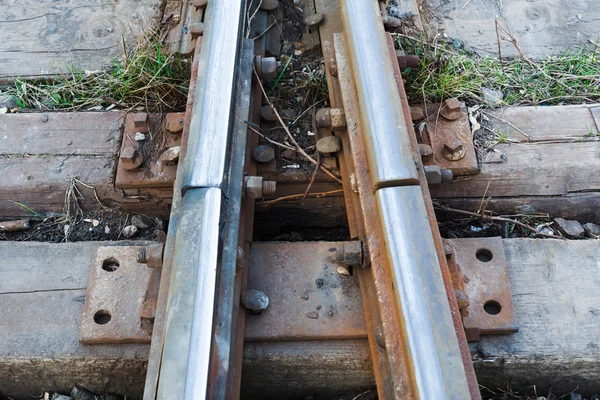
[
  {"xmin": 253, "ymin": 69, "xmax": 343, "ymax": 184},
  {"xmin": 301, "ymin": 152, "xmax": 320, "ymax": 204},
  {"xmin": 435, "ymin": 205, "xmax": 564, "ymax": 239},
  {"xmin": 261, "ymin": 189, "xmax": 344, "ymax": 206},
  {"xmin": 246, "ymin": 123, "xmax": 296, "ymax": 151},
  {"xmin": 482, "ymin": 111, "xmax": 532, "ymax": 140}
]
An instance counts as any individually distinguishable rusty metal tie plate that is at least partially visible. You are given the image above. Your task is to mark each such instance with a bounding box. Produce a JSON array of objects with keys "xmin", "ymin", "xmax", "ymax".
[
  {"xmin": 446, "ymin": 237, "xmax": 519, "ymax": 342},
  {"xmin": 80, "ymin": 245, "xmax": 158, "ymax": 344},
  {"xmin": 244, "ymin": 241, "xmax": 367, "ymax": 341}
]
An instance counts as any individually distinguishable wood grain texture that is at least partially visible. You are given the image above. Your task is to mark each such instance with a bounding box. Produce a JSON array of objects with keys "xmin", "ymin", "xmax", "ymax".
[
  {"xmin": 0, "ymin": 242, "xmax": 150, "ymax": 399},
  {"xmin": 426, "ymin": 0, "xmax": 600, "ymax": 59},
  {"xmin": 0, "ymin": 112, "xmax": 123, "ymax": 155},
  {"xmin": 472, "ymin": 239, "xmax": 600, "ymax": 396},
  {"xmin": 0, "ymin": 0, "xmax": 160, "ymax": 80},
  {"xmin": 432, "ymin": 105, "xmax": 600, "ymax": 222},
  {"xmin": 489, "ymin": 105, "xmax": 600, "ymax": 142},
  {"xmin": 0, "ymin": 112, "xmax": 173, "ymax": 217},
  {"xmin": 241, "ymin": 340, "xmax": 375, "ymax": 399}
]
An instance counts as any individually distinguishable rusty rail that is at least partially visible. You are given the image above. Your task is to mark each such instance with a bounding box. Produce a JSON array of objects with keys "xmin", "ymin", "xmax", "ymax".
[{"xmin": 334, "ymin": 0, "xmax": 474, "ymax": 397}]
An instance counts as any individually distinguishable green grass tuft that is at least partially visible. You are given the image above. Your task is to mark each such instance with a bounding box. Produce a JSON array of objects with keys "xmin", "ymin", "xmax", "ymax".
[
  {"xmin": 4, "ymin": 37, "xmax": 190, "ymax": 112},
  {"xmin": 395, "ymin": 34, "xmax": 600, "ymax": 107}
]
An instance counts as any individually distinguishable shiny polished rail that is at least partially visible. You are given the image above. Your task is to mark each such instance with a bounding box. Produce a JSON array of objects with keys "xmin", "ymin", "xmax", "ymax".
[
  {"xmin": 339, "ymin": 0, "xmax": 472, "ymax": 398},
  {"xmin": 153, "ymin": 0, "xmax": 246, "ymax": 399}
]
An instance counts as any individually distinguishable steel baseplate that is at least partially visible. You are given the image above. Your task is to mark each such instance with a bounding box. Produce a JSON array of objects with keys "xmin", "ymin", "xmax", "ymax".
[
  {"xmin": 80, "ymin": 245, "xmax": 161, "ymax": 344},
  {"xmin": 446, "ymin": 237, "xmax": 519, "ymax": 342}
]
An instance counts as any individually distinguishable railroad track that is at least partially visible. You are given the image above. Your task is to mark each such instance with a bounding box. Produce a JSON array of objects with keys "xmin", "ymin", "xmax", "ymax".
[
  {"xmin": 146, "ymin": 1, "xmax": 477, "ymax": 398},
  {"xmin": 1, "ymin": 0, "xmax": 600, "ymax": 399}
]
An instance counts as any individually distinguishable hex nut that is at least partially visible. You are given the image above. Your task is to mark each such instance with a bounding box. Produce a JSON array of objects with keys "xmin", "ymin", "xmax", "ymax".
[
  {"xmin": 442, "ymin": 137, "xmax": 466, "ymax": 161},
  {"xmin": 120, "ymin": 145, "xmax": 144, "ymax": 170},
  {"xmin": 329, "ymin": 108, "xmax": 347, "ymax": 132},
  {"xmin": 424, "ymin": 165, "xmax": 442, "ymax": 186},
  {"xmin": 133, "ymin": 113, "xmax": 149, "ymax": 133},
  {"xmin": 440, "ymin": 98, "xmax": 464, "ymax": 121}
]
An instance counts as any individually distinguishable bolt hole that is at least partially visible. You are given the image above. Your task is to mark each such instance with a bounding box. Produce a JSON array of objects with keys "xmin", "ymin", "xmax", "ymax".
[
  {"xmin": 476, "ymin": 248, "xmax": 493, "ymax": 262},
  {"xmin": 102, "ymin": 257, "xmax": 120, "ymax": 272},
  {"xmin": 484, "ymin": 300, "xmax": 502, "ymax": 315},
  {"xmin": 94, "ymin": 310, "xmax": 112, "ymax": 325}
]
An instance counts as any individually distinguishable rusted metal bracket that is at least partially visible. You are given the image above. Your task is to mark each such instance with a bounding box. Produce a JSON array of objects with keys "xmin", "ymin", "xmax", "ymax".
[
  {"xmin": 445, "ymin": 237, "xmax": 519, "ymax": 342},
  {"xmin": 414, "ymin": 101, "xmax": 480, "ymax": 177},
  {"xmin": 115, "ymin": 113, "xmax": 183, "ymax": 189},
  {"xmin": 244, "ymin": 241, "xmax": 367, "ymax": 341},
  {"xmin": 79, "ymin": 244, "xmax": 163, "ymax": 344}
]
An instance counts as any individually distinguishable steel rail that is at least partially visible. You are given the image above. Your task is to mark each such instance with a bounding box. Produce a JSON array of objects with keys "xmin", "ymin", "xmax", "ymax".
[
  {"xmin": 338, "ymin": 0, "xmax": 472, "ymax": 398},
  {"xmin": 338, "ymin": 0, "xmax": 418, "ymax": 189},
  {"xmin": 154, "ymin": 0, "xmax": 247, "ymax": 398},
  {"xmin": 180, "ymin": 0, "xmax": 245, "ymax": 190},
  {"xmin": 156, "ymin": 187, "xmax": 222, "ymax": 400}
]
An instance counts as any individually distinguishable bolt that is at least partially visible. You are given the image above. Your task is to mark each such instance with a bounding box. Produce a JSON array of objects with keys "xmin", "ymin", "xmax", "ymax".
[
  {"xmin": 316, "ymin": 135, "xmax": 342, "ymax": 155},
  {"xmin": 418, "ymin": 143, "xmax": 433, "ymax": 162},
  {"xmin": 440, "ymin": 98, "xmax": 464, "ymax": 121},
  {"xmin": 443, "ymin": 244, "xmax": 453, "ymax": 259},
  {"xmin": 189, "ymin": 21, "xmax": 204, "ymax": 38},
  {"xmin": 316, "ymin": 108, "xmax": 331, "ymax": 128},
  {"xmin": 260, "ymin": 0, "xmax": 279, "ymax": 10},
  {"xmin": 137, "ymin": 243, "xmax": 165, "ymax": 268},
  {"xmin": 329, "ymin": 108, "xmax": 347, "ymax": 132},
  {"xmin": 410, "ymin": 106, "xmax": 425, "ymax": 122},
  {"xmin": 244, "ymin": 176, "xmax": 276, "ymax": 198},
  {"xmin": 424, "ymin": 165, "xmax": 442, "ymax": 186},
  {"xmin": 305, "ymin": 13, "xmax": 324, "ymax": 28},
  {"xmin": 262, "ymin": 180, "xmax": 277, "ymax": 196},
  {"xmin": 120, "ymin": 145, "xmax": 144, "ymax": 170},
  {"xmin": 442, "ymin": 137, "xmax": 466, "ymax": 161},
  {"xmin": 241, "ymin": 289, "xmax": 269, "ymax": 315},
  {"xmin": 252, "ymin": 144, "xmax": 275, "ymax": 163},
  {"xmin": 441, "ymin": 168, "xmax": 453, "ymax": 183},
  {"xmin": 335, "ymin": 241, "xmax": 363, "ymax": 267},
  {"xmin": 133, "ymin": 113, "xmax": 149, "ymax": 133},
  {"xmin": 374, "ymin": 326, "xmax": 386, "ymax": 349},
  {"xmin": 255, "ymin": 56, "xmax": 280, "ymax": 81},
  {"xmin": 165, "ymin": 114, "xmax": 184, "ymax": 134},
  {"xmin": 395, "ymin": 50, "xmax": 420, "ymax": 70},
  {"xmin": 328, "ymin": 57, "xmax": 338, "ymax": 77}
]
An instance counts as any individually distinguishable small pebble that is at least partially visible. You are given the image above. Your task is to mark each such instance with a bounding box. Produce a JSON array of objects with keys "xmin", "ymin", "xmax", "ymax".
[
  {"xmin": 306, "ymin": 311, "xmax": 318, "ymax": 319},
  {"xmin": 131, "ymin": 215, "xmax": 152, "ymax": 229},
  {"xmin": 583, "ymin": 222, "xmax": 600, "ymax": 238},
  {"xmin": 122, "ymin": 225, "xmax": 138, "ymax": 238},
  {"xmin": 134, "ymin": 132, "xmax": 146, "ymax": 141},
  {"xmin": 315, "ymin": 278, "xmax": 324, "ymax": 288},
  {"xmin": 41, "ymin": 114, "xmax": 49, "ymax": 122},
  {"xmin": 302, "ymin": 293, "xmax": 309, "ymax": 300},
  {"xmin": 554, "ymin": 218, "xmax": 585, "ymax": 238}
]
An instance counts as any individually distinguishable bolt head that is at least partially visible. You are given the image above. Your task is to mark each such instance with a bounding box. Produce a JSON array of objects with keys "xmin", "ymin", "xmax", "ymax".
[
  {"xmin": 418, "ymin": 143, "xmax": 433, "ymax": 161},
  {"xmin": 440, "ymin": 98, "xmax": 464, "ymax": 121},
  {"xmin": 444, "ymin": 138, "xmax": 464, "ymax": 154},
  {"xmin": 241, "ymin": 289, "xmax": 269, "ymax": 314}
]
